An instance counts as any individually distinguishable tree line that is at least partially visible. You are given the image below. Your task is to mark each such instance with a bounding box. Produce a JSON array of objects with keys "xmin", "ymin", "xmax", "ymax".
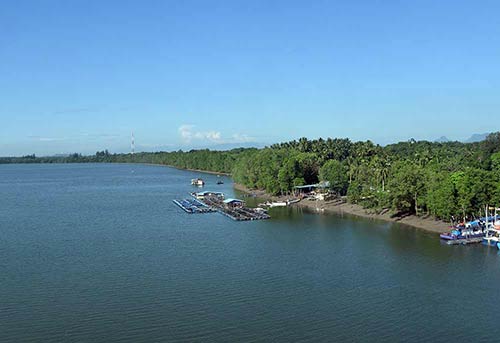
[{"xmin": 2, "ymin": 133, "xmax": 500, "ymax": 222}]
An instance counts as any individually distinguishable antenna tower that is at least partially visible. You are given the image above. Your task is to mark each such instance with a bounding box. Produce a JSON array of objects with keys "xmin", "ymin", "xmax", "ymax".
[{"xmin": 131, "ymin": 132, "xmax": 135, "ymax": 154}]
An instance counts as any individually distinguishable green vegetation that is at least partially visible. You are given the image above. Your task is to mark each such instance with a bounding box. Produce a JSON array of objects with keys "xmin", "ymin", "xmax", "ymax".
[{"xmin": 2, "ymin": 133, "xmax": 500, "ymax": 222}]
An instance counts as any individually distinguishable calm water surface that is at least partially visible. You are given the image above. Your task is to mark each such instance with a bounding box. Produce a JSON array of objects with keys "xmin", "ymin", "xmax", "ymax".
[{"xmin": 1, "ymin": 163, "xmax": 500, "ymax": 342}]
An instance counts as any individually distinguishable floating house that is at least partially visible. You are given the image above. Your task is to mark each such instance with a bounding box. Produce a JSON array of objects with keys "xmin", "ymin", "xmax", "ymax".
[
  {"xmin": 194, "ymin": 191, "xmax": 224, "ymax": 200},
  {"xmin": 223, "ymin": 198, "xmax": 245, "ymax": 208}
]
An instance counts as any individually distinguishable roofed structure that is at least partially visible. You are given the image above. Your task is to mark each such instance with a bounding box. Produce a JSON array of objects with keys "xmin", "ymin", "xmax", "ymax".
[
  {"xmin": 223, "ymin": 198, "xmax": 244, "ymax": 204},
  {"xmin": 293, "ymin": 181, "xmax": 330, "ymax": 191}
]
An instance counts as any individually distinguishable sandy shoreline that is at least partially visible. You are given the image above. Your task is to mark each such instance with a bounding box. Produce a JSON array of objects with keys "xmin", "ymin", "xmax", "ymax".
[
  {"xmin": 141, "ymin": 163, "xmax": 449, "ymax": 234},
  {"xmin": 233, "ymin": 183, "xmax": 449, "ymax": 234}
]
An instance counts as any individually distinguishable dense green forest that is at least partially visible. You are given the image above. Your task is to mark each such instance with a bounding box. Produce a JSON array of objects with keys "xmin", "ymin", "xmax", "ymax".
[{"xmin": 3, "ymin": 133, "xmax": 500, "ymax": 222}]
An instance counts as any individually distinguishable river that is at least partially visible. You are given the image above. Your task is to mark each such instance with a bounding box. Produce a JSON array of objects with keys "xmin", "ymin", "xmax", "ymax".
[{"xmin": 1, "ymin": 163, "xmax": 499, "ymax": 342}]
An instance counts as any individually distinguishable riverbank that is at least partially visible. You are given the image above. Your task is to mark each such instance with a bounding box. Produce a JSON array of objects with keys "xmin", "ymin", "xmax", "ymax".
[
  {"xmin": 233, "ymin": 183, "xmax": 450, "ymax": 234},
  {"xmin": 137, "ymin": 163, "xmax": 450, "ymax": 233}
]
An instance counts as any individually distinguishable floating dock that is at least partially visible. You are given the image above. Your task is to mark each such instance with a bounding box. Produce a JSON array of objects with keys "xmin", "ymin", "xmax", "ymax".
[
  {"xmin": 445, "ymin": 237, "xmax": 484, "ymax": 245},
  {"xmin": 173, "ymin": 192, "xmax": 270, "ymax": 221},
  {"xmin": 214, "ymin": 206, "xmax": 270, "ymax": 221},
  {"xmin": 194, "ymin": 194, "xmax": 270, "ymax": 221},
  {"xmin": 172, "ymin": 199, "xmax": 215, "ymax": 214}
]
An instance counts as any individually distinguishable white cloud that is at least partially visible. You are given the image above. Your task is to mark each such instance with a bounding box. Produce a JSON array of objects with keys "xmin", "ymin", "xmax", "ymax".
[
  {"xmin": 28, "ymin": 135, "xmax": 67, "ymax": 142},
  {"xmin": 231, "ymin": 133, "xmax": 253, "ymax": 143},
  {"xmin": 178, "ymin": 124, "xmax": 256, "ymax": 146},
  {"xmin": 178, "ymin": 125, "xmax": 222, "ymax": 143}
]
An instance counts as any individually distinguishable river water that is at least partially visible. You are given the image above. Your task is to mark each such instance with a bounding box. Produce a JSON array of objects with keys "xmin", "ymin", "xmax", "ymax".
[{"xmin": 1, "ymin": 163, "xmax": 499, "ymax": 342}]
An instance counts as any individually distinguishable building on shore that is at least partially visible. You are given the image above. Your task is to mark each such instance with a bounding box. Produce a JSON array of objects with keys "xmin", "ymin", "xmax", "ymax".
[{"xmin": 293, "ymin": 181, "xmax": 330, "ymax": 195}]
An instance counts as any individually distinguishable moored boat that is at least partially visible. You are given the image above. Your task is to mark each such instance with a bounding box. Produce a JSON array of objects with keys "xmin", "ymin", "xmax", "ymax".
[
  {"xmin": 482, "ymin": 206, "xmax": 500, "ymax": 246},
  {"xmin": 259, "ymin": 199, "xmax": 301, "ymax": 208},
  {"xmin": 440, "ymin": 228, "xmax": 485, "ymax": 240},
  {"xmin": 191, "ymin": 178, "xmax": 205, "ymax": 187},
  {"xmin": 482, "ymin": 228, "xmax": 500, "ymax": 246},
  {"xmin": 268, "ymin": 201, "xmax": 287, "ymax": 208}
]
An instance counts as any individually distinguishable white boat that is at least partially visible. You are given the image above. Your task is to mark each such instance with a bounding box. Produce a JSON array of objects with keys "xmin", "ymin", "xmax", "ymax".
[
  {"xmin": 191, "ymin": 178, "xmax": 205, "ymax": 187},
  {"xmin": 482, "ymin": 206, "xmax": 500, "ymax": 246},
  {"xmin": 266, "ymin": 201, "xmax": 288, "ymax": 208},
  {"xmin": 483, "ymin": 228, "xmax": 500, "ymax": 246},
  {"xmin": 259, "ymin": 199, "xmax": 299, "ymax": 208}
]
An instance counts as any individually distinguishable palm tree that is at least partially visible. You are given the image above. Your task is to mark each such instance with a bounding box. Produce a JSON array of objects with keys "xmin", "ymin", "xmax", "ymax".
[{"xmin": 298, "ymin": 137, "xmax": 310, "ymax": 153}]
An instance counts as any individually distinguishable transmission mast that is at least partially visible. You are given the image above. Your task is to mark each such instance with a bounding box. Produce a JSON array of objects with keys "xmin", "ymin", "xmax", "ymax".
[{"xmin": 131, "ymin": 132, "xmax": 135, "ymax": 154}]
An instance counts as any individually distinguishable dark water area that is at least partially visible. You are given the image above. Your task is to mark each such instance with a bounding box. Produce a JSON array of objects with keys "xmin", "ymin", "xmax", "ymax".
[{"xmin": 1, "ymin": 163, "xmax": 500, "ymax": 342}]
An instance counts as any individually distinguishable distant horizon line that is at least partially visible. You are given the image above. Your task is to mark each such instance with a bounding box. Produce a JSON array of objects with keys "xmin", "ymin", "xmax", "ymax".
[{"xmin": 2, "ymin": 132, "xmax": 494, "ymax": 159}]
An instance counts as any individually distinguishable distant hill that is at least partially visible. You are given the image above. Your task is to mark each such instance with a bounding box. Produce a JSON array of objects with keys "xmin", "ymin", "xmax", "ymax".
[
  {"xmin": 465, "ymin": 133, "xmax": 490, "ymax": 143},
  {"xmin": 432, "ymin": 133, "xmax": 490, "ymax": 143},
  {"xmin": 435, "ymin": 136, "xmax": 450, "ymax": 143}
]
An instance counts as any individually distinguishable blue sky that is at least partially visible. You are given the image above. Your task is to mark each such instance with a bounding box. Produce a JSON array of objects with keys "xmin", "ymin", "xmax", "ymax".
[{"xmin": 1, "ymin": 0, "xmax": 499, "ymax": 156}]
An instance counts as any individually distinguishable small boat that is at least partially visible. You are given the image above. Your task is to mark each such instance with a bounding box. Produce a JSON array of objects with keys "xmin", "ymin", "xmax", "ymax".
[
  {"xmin": 191, "ymin": 178, "xmax": 205, "ymax": 187},
  {"xmin": 440, "ymin": 217, "xmax": 485, "ymax": 240},
  {"xmin": 481, "ymin": 206, "xmax": 500, "ymax": 246},
  {"xmin": 440, "ymin": 229, "xmax": 461, "ymax": 240},
  {"xmin": 497, "ymin": 242, "xmax": 500, "ymax": 250},
  {"xmin": 440, "ymin": 228, "xmax": 484, "ymax": 240},
  {"xmin": 483, "ymin": 228, "xmax": 500, "ymax": 246},
  {"xmin": 268, "ymin": 201, "xmax": 287, "ymax": 208},
  {"xmin": 216, "ymin": 180, "xmax": 224, "ymax": 185}
]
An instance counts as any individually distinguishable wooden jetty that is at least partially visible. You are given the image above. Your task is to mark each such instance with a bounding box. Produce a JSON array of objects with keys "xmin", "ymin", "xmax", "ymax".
[{"xmin": 445, "ymin": 237, "xmax": 484, "ymax": 245}]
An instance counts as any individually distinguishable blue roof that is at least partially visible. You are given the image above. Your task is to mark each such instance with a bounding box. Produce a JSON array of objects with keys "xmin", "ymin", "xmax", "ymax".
[{"xmin": 223, "ymin": 198, "xmax": 244, "ymax": 204}]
